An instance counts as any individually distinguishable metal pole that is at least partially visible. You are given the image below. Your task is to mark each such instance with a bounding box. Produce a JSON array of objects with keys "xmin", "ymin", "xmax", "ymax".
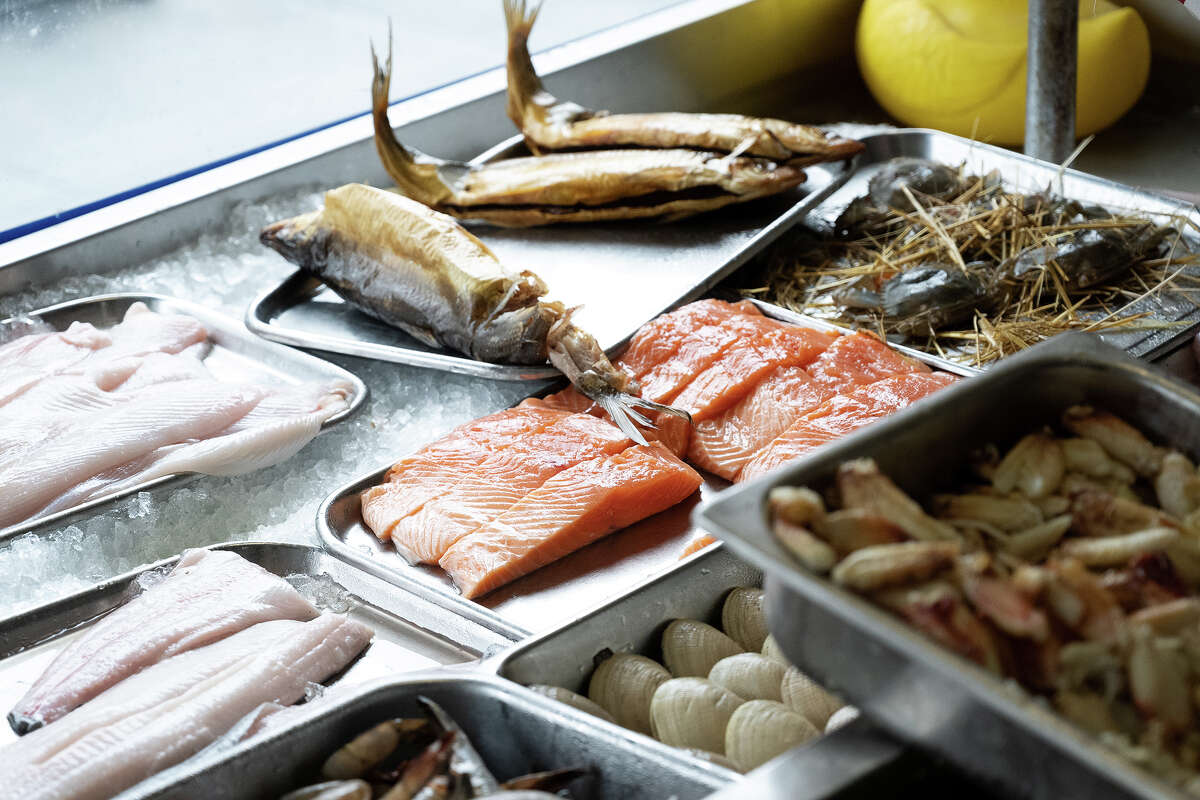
[{"xmin": 1024, "ymin": 0, "xmax": 1078, "ymax": 163}]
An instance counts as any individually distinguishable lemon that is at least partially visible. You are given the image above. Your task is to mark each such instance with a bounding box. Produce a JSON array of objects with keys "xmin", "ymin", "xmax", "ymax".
[{"xmin": 856, "ymin": 0, "xmax": 1151, "ymax": 145}]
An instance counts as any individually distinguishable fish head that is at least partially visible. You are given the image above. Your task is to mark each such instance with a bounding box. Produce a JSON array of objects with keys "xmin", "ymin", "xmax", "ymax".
[{"xmin": 260, "ymin": 211, "xmax": 327, "ymax": 272}]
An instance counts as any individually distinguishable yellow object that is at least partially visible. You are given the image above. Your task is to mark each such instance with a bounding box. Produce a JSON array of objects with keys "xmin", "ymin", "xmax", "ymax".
[{"xmin": 856, "ymin": 0, "xmax": 1151, "ymax": 146}]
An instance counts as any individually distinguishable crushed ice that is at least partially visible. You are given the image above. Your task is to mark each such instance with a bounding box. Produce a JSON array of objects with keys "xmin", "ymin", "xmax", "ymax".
[
  {"xmin": 286, "ymin": 573, "xmax": 355, "ymax": 614},
  {"xmin": 0, "ymin": 189, "xmax": 535, "ymax": 618}
]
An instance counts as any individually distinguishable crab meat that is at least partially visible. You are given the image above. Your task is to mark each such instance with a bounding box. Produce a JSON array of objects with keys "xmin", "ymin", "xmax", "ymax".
[
  {"xmin": 1155, "ymin": 451, "xmax": 1200, "ymax": 520},
  {"xmin": 1061, "ymin": 438, "xmax": 1137, "ymax": 484},
  {"xmin": 812, "ymin": 508, "xmax": 908, "ymax": 554},
  {"xmin": 1003, "ymin": 514, "xmax": 1073, "ymax": 561},
  {"xmin": 934, "ymin": 492, "xmax": 1044, "ymax": 532},
  {"xmin": 831, "ymin": 541, "xmax": 959, "ymax": 592},
  {"xmin": 773, "ymin": 518, "xmax": 837, "ymax": 574},
  {"xmin": 768, "ymin": 486, "xmax": 826, "ymax": 527},
  {"xmin": 1045, "ymin": 558, "xmax": 1127, "ymax": 642},
  {"xmin": 836, "ymin": 459, "xmax": 959, "ymax": 542},
  {"xmin": 1069, "ymin": 490, "xmax": 1178, "ymax": 538},
  {"xmin": 876, "ymin": 580, "xmax": 1003, "ymax": 673},
  {"xmin": 992, "ymin": 433, "xmax": 1065, "ymax": 498},
  {"xmin": 1061, "ymin": 527, "xmax": 1180, "ymax": 568},
  {"xmin": 1129, "ymin": 624, "xmax": 1193, "ymax": 732},
  {"xmin": 1062, "ymin": 406, "xmax": 1165, "ymax": 478},
  {"xmin": 957, "ymin": 559, "xmax": 1050, "ymax": 641}
]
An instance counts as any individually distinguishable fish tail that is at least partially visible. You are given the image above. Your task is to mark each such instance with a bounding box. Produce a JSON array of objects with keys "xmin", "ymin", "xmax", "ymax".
[
  {"xmin": 504, "ymin": 0, "xmax": 550, "ymax": 135},
  {"xmin": 370, "ymin": 26, "xmax": 449, "ymax": 206}
]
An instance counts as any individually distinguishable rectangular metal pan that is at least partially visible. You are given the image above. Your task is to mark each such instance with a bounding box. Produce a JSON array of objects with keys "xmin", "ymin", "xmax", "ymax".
[
  {"xmin": 696, "ymin": 332, "xmax": 1200, "ymax": 800},
  {"xmin": 775, "ymin": 128, "xmax": 1200, "ymax": 366},
  {"xmin": 316, "ymin": 305, "xmax": 967, "ymax": 641},
  {"xmin": 0, "ymin": 292, "xmax": 367, "ymax": 543},
  {"xmin": 245, "ymin": 135, "xmax": 853, "ymax": 381},
  {"xmin": 0, "ymin": 541, "xmax": 508, "ymax": 751},
  {"xmin": 124, "ymin": 673, "xmax": 731, "ymax": 800},
  {"xmin": 493, "ymin": 544, "xmax": 911, "ymax": 799}
]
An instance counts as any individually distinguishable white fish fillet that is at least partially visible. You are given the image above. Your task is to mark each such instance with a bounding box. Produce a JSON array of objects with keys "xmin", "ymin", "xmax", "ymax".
[
  {"xmin": 0, "ymin": 381, "xmax": 265, "ymax": 527},
  {"xmin": 6, "ymin": 613, "xmax": 373, "ymax": 800},
  {"xmin": 8, "ymin": 549, "xmax": 319, "ymax": 732},
  {"xmin": 34, "ymin": 380, "xmax": 353, "ymax": 516},
  {"xmin": 0, "ymin": 303, "xmax": 353, "ymax": 528}
]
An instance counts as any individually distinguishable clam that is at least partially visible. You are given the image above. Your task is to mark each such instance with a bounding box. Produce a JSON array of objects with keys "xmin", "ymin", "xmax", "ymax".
[
  {"xmin": 650, "ymin": 678, "xmax": 745, "ymax": 753},
  {"xmin": 662, "ymin": 619, "xmax": 744, "ymax": 677},
  {"xmin": 709, "ymin": 653, "xmax": 786, "ymax": 701},
  {"xmin": 587, "ymin": 653, "xmax": 671, "ymax": 734},
  {"xmin": 780, "ymin": 667, "xmax": 842, "ymax": 728},
  {"xmin": 721, "ymin": 587, "xmax": 768, "ymax": 651},
  {"xmin": 680, "ymin": 748, "xmax": 741, "ymax": 772},
  {"xmin": 527, "ymin": 684, "xmax": 616, "ymax": 725},
  {"xmin": 724, "ymin": 699, "xmax": 819, "ymax": 771},
  {"xmin": 761, "ymin": 635, "xmax": 788, "ymax": 664}
]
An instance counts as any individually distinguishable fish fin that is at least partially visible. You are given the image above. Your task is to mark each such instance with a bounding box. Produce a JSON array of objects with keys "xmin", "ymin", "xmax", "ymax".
[
  {"xmin": 371, "ymin": 27, "xmax": 455, "ymax": 205},
  {"xmin": 504, "ymin": 0, "xmax": 548, "ymax": 131},
  {"xmin": 627, "ymin": 394, "xmax": 693, "ymax": 424},
  {"xmin": 595, "ymin": 394, "xmax": 650, "ymax": 447}
]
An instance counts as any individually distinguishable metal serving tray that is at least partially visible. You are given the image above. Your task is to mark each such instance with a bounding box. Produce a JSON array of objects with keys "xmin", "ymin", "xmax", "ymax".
[
  {"xmin": 317, "ymin": 305, "xmax": 968, "ymax": 641},
  {"xmin": 0, "ymin": 541, "xmax": 506, "ymax": 751},
  {"xmin": 781, "ymin": 128, "xmax": 1200, "ymax": 366},
  {"xmin": 696, "ymin": 332, "xmax": 1200, "ymax": 800},
  {"xmin": 245, "ymin": 135, "xmax": 853, "ymax": 380},
  {"xmin": 125, "ymin": 673, "xmax": 731, "ymax": 800},
  {"xmin": 0, "ymin": 293, "xmax": 368, "ymax": 542},
  {"xmin": 494, "ymin": 544, "xmax": 910, "ymax": 799}
]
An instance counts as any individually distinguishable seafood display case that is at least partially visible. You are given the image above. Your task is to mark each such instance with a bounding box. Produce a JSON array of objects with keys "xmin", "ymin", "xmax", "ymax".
[
  {"xmin": 2, "ymin": 0, "xmax": 1199, "ymax": 797},
  {"xmin": 696, "ymin": 333, "xmax": 1200, "ymax": 799}
]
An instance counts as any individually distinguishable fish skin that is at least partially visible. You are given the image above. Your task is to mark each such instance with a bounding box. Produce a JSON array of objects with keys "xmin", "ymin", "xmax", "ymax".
[
  {"xmin": 438, "ymin": 443, "xmax": 701, "ymax": 599},
  {"xmin": 371, "ymin": 39, "xmax": 808, "ymax": 227},
  {"xmin": 738, "ymin": 372, "xmax": 956, "ymax": 481},
  {"xmin": 8, "ymin": 549, "xmax": 318, "ymax": 733},
  {"xmin": 261, "ymin": 184, "xmax": 558, "ymax": 365},
  {"xmin": 503, "ymin": 0, "xmax": 864, "ymax": 166},
  {"xmin": 7, "ymin": 614, "xmax": 372, "ymax": 800}
]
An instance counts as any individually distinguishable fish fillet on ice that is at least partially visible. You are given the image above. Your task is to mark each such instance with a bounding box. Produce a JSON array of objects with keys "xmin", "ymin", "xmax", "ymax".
[
  {"xmin": 0, "ymin": 381, "xmax": 265, "ymax": 528},
  {"xmin": 6, "ymin": 613, "xmax": 373, "ymax": 800},
  {"xmin": 0, "ymin": 304, "xmax": 354, "ymax": 529},
  {"xmin": 8, "ymin": 549, "xmax": 319, "ymax": 733}
]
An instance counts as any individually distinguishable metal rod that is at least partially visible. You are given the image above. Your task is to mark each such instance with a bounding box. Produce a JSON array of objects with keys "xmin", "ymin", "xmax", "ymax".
[{"xmin": 1024, "ymin": 0, "xmax": 1078, "ymax": 163}]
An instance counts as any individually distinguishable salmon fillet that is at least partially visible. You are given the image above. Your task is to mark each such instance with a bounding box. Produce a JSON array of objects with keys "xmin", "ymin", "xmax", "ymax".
[
  {"xmin": 806, "ymin": 331, "xmax": 929, "ymax": 388},
  {"xmin": 362, "ymin": 405, "xmax": 632, "ymax": 563},
  {"xmin": 686, "ymin": 365, "xmax": 836, "ymax": 480},
  {"xmin": 738, "ymin": 372, "xmax": 956, "ymax": 481},
  {"xmin": 669, "ymin": 320, "xmax": 836, "ymax": 421},
  {"xmin": 438, "ymin": 443, "xmax": 702, "ymax": 599},
  {"xmin": 617, "ymin": 299, "xmax": 757, "ymax": 381}
]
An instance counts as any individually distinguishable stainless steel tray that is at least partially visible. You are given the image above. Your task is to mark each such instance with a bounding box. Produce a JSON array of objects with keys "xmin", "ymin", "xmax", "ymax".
[
  {"xmin": 245, "ymin": 135, "xmax": 853, "ymax": 380},
  {"xmin": 696, "ymin": 332, "xmax": 1200, "ymax": 800},
  {"xmin": 124, "ymin": 673, "xmax": 731, "ymax": 800},
  {"xmin": 773, "ymin": 128, "xmax": 1200, "ymax": 366},
  {"xmin": 0, "ymin": 541, "xmax": 506, "ymax": 751},
  {"xmin": 494, "ymin": 544, "xmax": 910, "ymax": 798},
  {"xmin": 0, "ymin": 293, "xmax": 368, "ymax": 542},
  {"xmin": 316, "ymin": 303, "xmax": 970, "ymax": 641}
]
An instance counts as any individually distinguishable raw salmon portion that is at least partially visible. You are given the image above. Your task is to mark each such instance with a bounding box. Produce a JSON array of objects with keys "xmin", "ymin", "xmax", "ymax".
[
  {"xmin": 361, "ymin": 405, "xmax": 633, "ymax": 562},
  {"xmin": 538, "ymin": 386, "xmax": 691, "ymax": 457},
  {"xmin": 687, "ymin": 366, "xmax": 836, "ymax": 480},
  {"xmin": 439, "ymin": 444, "xmax": 702, "ymax": 599},
  {"xmin": 806, "ymin": 331, "xmax": 929, "ymax": 388},
  {"xmin": 635, "ymin": 311, "xmax": 777, "ymax": 404},
  {"xmin": 669, "ymin": 320, "xmax": 837, "ymax": 421},
  {"xmin": 617, "ymin": 299, "xmax": 757, "ymax": 381},
  {"xmin": 739, "ymin": 372, "xmax": 955, "ymax": 481}
]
